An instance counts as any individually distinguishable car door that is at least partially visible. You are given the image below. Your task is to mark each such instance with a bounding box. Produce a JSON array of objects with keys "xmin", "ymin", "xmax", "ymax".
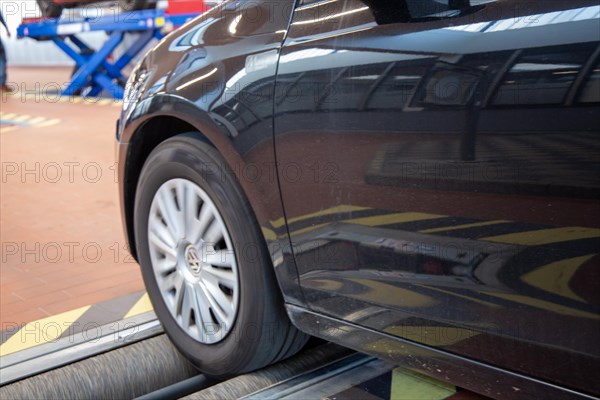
[{"xmin": 274, "ymin": 0, "xmax": 600, "ymax": 394}]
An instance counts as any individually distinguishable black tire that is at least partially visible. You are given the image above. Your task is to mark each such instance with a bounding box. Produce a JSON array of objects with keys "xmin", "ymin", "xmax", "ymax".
[
  {"xmin": 118, "ymin": 0, "xmax": 157, "ymax": 11},
  {"xmin": 37, "ymin": 0, "xmax": 63, "ymax": 18},
  {"xmin": 134, "ymin": 133, "xmax": 308, "ymax": 378}
]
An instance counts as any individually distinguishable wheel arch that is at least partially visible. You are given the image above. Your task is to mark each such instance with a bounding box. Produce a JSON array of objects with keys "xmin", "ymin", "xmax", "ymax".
[
  {"xmin": 123, "ymin": 114, "xmax": 218, "ymax": 261},
  {"xmin": 120, "ymin": 103, "xmax": 305, "ymax": 305}
]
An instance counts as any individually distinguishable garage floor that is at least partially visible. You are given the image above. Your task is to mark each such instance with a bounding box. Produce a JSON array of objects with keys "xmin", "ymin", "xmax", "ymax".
[{"xmin": 1, "ymin": 67, "xmax": 145, "ymax": 327}]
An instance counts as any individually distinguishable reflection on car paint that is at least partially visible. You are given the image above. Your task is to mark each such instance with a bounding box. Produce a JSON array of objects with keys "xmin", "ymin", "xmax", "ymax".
[{"xmin": 117, "ymin": 0, "xmax": 600, "ymax": 396}]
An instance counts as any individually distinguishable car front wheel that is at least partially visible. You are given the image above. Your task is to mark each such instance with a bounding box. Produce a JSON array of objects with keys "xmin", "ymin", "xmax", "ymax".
[{"xmin": 134, "ymin": 133, "xmax": 308, "ymax": 377}]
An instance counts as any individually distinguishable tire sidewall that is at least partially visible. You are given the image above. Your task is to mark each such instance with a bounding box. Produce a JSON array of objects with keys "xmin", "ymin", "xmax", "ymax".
[{"xmin": 134, "ymin": 136, "xmax": 272, "ymax": 377}]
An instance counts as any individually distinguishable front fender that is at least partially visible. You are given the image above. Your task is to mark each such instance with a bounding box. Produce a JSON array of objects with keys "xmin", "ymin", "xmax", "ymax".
[{"xmin": 120, "ymin": 93, "xmax": 305, "ymax": 305}]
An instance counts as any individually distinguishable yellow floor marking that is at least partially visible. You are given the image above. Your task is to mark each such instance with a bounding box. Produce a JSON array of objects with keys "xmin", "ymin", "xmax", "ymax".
[
  {"xmin": 98, "ymin": 99, "xmax": 114, "ymax": 106},
  {"xmin": 70, "ymin": 97, "xmax": 84, "ymax": 103},
  {"xmin": 414, "ymin": 284, "xmax": 501, "ymax": 308},
  {"xmin": 480, "ymin": 291, "xmax": 599, "ymax": 320},
  {"xmin": 0, "ymin": 114, "xmax": 61, "ymax": 129},
  {"xmin": 271, "ymin": 205, "xmax": 370, "ymax": 229},
  {"xmin": 391, "ymin": 368, "xmax": 455, "ymax": 400},
  {"xmin": 419, "ymin": 220, "xmax": 510, "ymax": 234},
  {"xmin": 58, "ymin": 96, "xmax": 70, "ymax": 103},
  {"xmin": 0, "ymin": 126, "xmax": 19, "ymax": 133},
  {"xmin": 1, "ymin": 112, "xmax": 18, "ymax": 119},
  {"xmin": 11, "ymin": 114, "xmax": 32, "ymax": 122},
  {"xmin": 367, "ymin": 338, "xmax": 436, "ymax": 360},
  {"xmin": 344, "ymin": 212, "xmax": 444, "ymax": 227},
  {"xmin": 522, "ymin": 254, "xmax": 595, "ymax": 303},
  {"xmin": 481, "ymin": 227, "xmax": 600, "ymax": 246},
  {"xmin": 349, "ymin": 278, "xmax": 437, "ymax": 308},
  {"xmin": 0, "ymin": 305, "xmax": 91, "ymax": 357},
  {"xmin": 385, "ymin": 325, "xmax": 480, "ymax": 347},
  {"xmin": 28, "ymin": 116, "xmax": 49, "ymax": 124},
  {"xmin": 35, "ymin": 118, "xmax": 61, "ymax": 127},
  {"xmin": 123, "ymin": 293, "xmax": 153, "ymax": 319}
]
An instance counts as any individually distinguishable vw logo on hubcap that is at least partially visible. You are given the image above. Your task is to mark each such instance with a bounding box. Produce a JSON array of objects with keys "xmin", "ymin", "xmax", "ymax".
[{"xmin": 185, "ymin": 245, "xmax": 202, "ymax": 274}]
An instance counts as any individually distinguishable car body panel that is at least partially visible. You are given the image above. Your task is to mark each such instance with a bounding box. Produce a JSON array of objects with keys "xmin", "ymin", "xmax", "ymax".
[
  {"xmin": 117, "ymin": 0, "xmax": 305, "ymax": 303},
  {"xmin": 274, "ymin": 0, "xmax": 600, "ymax": 396},
  {"xmin": 117, "ymin": 0, "xmax": 600, "ymax": 397},
  {"xmin": 286, "ymin": 304, "xmax": 598, "ymax": 400}
]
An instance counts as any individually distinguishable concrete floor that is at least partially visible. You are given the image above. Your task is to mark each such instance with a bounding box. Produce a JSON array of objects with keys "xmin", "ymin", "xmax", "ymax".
[{"xmin": 1, "ymin": 67, "xmax": 144, "ymax": 326}]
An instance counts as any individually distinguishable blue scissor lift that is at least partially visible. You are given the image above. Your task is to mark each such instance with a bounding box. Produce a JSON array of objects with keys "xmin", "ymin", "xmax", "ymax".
[{"xmin": 17, "ymin": 9, "xmax": 198, "ymax": 98}]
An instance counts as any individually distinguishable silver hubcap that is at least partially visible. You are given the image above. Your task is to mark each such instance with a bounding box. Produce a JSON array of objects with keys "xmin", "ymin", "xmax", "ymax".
[{"xmin": 147, "ymin": 178, "xmax": 239, "ymax": 344}]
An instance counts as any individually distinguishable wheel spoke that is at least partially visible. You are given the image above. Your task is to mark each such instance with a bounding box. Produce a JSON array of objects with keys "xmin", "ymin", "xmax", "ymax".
[
  {"xmin": 194, "ymin": 202, "xmax": 213, "ymax": 245},
  {"xmin": 181, "ymin": 282, "xmax": 195, "ymax": 329},
  {"xmin": 159, "ymin": 270, "xmax": 183, "ymax": 293},
  {"xmin": 175, "ymin": 180, "xmax": 190, "ymax": 240},
  {"xmin": 201, "ymin": 265, "xmax": 236, "ymax": 288},
  {"xmin": 203, "ymin": 278, "xmax": 234, "ymax": 318},
  {"xmin": 154, "ymin": 195, "xmax": 178, "ymax": 242},
  {"xmin": 204, "ymin": 217, "xmax": 225, "ymax": 244},
  {"xmin": 195, "ymin": 284, "xmax": 218, "ymax": 332},
  {"xmin": 149, "ymin": 215, "xmax": 177, "ymax": 248},
  {"xmin": 155, "ymin": 254, "xmax": 177, "ymax": 275},
  {"xmin": 184, "ymin": 184, "xmax": 202, "ymax": 241},
  {"xmin": 203, "ymin": 249, "xmax": 234, "ymax": 268},
  {"xmin": 200, "ymin": 281, "xmax": 230, "ymax": 329},
  {"xmin": 159, "ymin": 184, "xmax": 183, "ymax": 240},
  {"xmin": 173, "ymin": 273, "xmax": 185, "ymax": 314},
  {"xmin": 149, "ymin": 231, "xmax": 177, "ymax": 258}
]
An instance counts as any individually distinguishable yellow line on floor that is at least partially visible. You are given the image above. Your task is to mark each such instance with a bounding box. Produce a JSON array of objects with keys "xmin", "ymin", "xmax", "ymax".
[
  {"xmin": 123, "ymin": 293, "xmax": 153, "ymax": 319},
  {"xmin": 419, "ymin": 220, "xmax": 510, "ymax": 234},
  {"xmin": 11, "ymin": 114, "xmax": 32, "ymax": 122},
  {"xmin": 27, "ymin": 116, "xmax": 49, "ymax": 124},
  {"xmin": 481, "ymin": 227, "xmax": 600, "ymax": 246},
  {"xmin": 35, "ymin": 118, "xmax": 62, "ymax": 127},
  {"xmin": 522, "ymin": 254, "xmax": 595, "ymax": 303},
  {"xmin": 0, "ymin": 126, "xmax": 19, "ymax": 133},
  {"xmin": 0, "ymin": 113, "xmax": 62, "ymax": 129},
  {"xmin": 0, "ymin": 305, "xmax": 91, "ymax": 357},
  {"xmin": 391, "ymin": 368, "xmax": 456, "ymax": 400}
]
